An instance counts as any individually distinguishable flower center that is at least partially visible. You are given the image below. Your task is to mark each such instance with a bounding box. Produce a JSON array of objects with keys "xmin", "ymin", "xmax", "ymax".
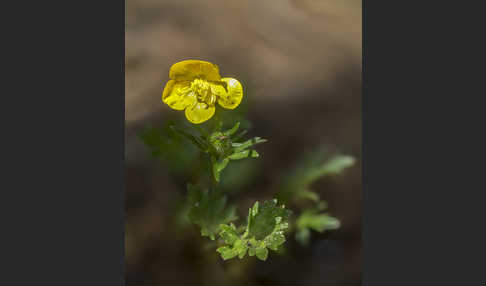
[{"xmin": 191, "ymin": 79, "xmax": 216, "ymax": 105}]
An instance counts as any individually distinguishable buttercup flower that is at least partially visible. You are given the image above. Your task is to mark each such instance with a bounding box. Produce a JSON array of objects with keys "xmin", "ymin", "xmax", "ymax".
[{"xmin": 162, "ymin": 60, "xmax": 243, "ymax": 124}]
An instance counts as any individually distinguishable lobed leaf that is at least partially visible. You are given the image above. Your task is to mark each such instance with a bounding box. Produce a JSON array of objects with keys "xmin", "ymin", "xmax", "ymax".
[
  {"xmin": 217, "ymin": 199, "xmax": 290, "ymax": 261},
  {"xmin": 278, "ymin": 152, "xmax": 356, "ymax": 204},
  {"xmin": 295, "ymin": 209, "xmax": 340, "ymax": 245},
  {"xmin": 186, "ymin": 184, "xmax": 237, "ymax": 240}
]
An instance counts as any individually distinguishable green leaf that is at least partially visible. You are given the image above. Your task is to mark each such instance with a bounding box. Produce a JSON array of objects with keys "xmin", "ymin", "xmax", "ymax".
[
  {"xmin": 264, "ymin": 216, "xmax": 288, "ymax": 251},
  {"xmin": 232, "ymin": 130, "xmax": 248, "ymax": 142},
  {"xmin": 211, "ymin": 156, "xmax": 230, "ymax": 183},
  {"xmin": 217, "ymin": 223, "xmax": 248, "ymax": 260},
  {"xmin": 297, "ymin": 210, "xmax": 340, "ymax": 232},
  {"xmin": 295, "ymin": 209, "xmax": 340, "ymax": 246},
  {"xmin": 186, "ymin": 184, "xmax": 237, "ymax": 240},
  {"xmin": 216, "ymin": 238, "xmax": 247, "ymax": 260},
  {"xmin": 202, "ymin": 123, "xmax": 267, "ymax": 180},
  {"xmin": 170, "ymin": 125, "xmax": 207, "ymax": 151},
  {"xmin": 278, "ymin": 152, "xmax": 356, "ymax": 204},
  {"xmin": 228, "ymin": 149, "xmax": 259, "ymax": 160},
  {"xmin": 217, "ymin": 199, "xmax": 290, "ymax": 261},
  {"xmin": 216, "ymin": 246, "xmax": 238, "ymax": 260},
  {"xmin": 255, "ymin": 246, "xmax": 268, "ymax": 260},
  {"xmin": 223, "ymin": 122, "xmax": 240, "ymax": 137},
  {"xmin": 247, "ymin": 238, "xmax": 268, "ymax": 260},
  {"xmin": 247, "ymin": 199, "xmax": 290, "ymax": 240},
  {"xmin": 138, "ymin": 127, "xmax": 165, "ymax": 151},
  {"xmin": 232, "ymin": 137, "xmax": 267, "ymax": 153},
  {"xmin": 303, "ymin": 155, "xmax": 355, "ymax": 184},
  {"xmin": 296, "ymin": 189, "xmax": 320, "ymax": 202},
  {"xmin": 138, "ymin": 125, "xmax": 198, "ymax": 173},
  {"xmin": 219, "ymin": 223, "xmax": 240, "ymax": 244},
  {"xmin": 192, "ymin": 124, "xmax": 209, "ymax": 138}
]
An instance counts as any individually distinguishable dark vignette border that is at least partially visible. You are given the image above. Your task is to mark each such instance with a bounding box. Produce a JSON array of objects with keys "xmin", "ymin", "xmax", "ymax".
[
  {"xmin": 362, "ymin": 0, "xmax": 476, "ymax": 284},
  {"xmin": 1, "ymin": 1, "xmax": 125, "ymax": 285}
]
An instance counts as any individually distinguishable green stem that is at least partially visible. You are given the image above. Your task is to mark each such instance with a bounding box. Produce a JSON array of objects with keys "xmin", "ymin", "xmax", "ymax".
[
  {"xmin": 211, "ymin": 110, "xmax": 223, "ymax": 133},
  {"xmin": 209, "ymin": 155, "xmax": 219, "ymax": 187}
]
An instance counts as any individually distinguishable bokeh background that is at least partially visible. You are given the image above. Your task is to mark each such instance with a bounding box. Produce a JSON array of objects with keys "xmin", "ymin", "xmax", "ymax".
[{"xmin": 126, "ymin": 0, "xmax": 362, "ymax": 285}]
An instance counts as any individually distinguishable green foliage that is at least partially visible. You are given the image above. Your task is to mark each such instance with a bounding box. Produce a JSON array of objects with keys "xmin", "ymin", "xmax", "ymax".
[
  {"xmin": 216, "ymin": 223, "xmax": 248, "ymax": 260},
  {"xmin": 170, "ymin": 125, "xmax": 208, "ymax": 151},
  {"xmin": 138, "ymin": 123, "xmax": 198, "ymax": 174},
  {"xmin": 186, "ymin": 184, "xmax": 237, "ymax": 240},
  {"xmin": 295, "ymin": 208, "xmax": 340, "ymax": 246},
  {"xmin": 275, "ymin": 148, "xmax": 355, "ymax": 246},
  {"xmin": 139, "ymin": 110, "xmax": 353, "ymax": 262},
  {"xmin": 278, "ymin": 150, "xmax": 356, "ymax": 204},
  {"xmin": 171, "ymin": 121, "xmax": 267, "ymax": 183},
  {"xmin": 217, "ymin": 199, "xmax": 291, "ymax": 261}
]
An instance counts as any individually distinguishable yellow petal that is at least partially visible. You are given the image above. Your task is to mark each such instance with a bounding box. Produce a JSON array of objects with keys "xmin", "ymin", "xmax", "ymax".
[
  {"xmin": 217, "ymin": 78, "xmax": 243, "ymax": 110},
  {"xmin": 169, "ymin": 60, "xmax": 221, "ymax": 81},
  {"xmin": 209, "ymin": 82, "xmax": 227, "ymax": 103},
  {"xmin": 162, "ymin": 80, "xmax": 196, "ymax": 110},
  {"xmin": 185, "ymin": 102, "xmax": 215, "ymax": 124}
]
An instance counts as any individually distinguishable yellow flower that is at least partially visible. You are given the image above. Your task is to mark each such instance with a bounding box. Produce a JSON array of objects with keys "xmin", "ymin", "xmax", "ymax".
[{"xmin": 162, "ymin": 60, "xmax": 243, "ymax": 124}]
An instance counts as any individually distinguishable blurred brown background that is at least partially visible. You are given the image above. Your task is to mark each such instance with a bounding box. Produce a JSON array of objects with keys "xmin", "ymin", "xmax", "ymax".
[{"xmin": 126, "ymin": 0, "xmax": 362, "ymax": 285}]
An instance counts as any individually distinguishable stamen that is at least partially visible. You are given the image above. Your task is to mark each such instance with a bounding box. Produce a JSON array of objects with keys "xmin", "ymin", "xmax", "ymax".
[{"xmin": 191, "ymin": 78, "xmax": 214, "ymax": 105}]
